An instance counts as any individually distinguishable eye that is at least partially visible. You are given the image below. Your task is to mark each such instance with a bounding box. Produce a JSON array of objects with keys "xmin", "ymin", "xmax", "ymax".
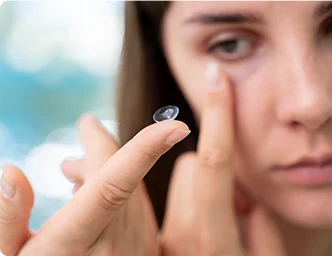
[{"xmin": 208, "ymin": 36, "xmax": 255, "ymax": 61}]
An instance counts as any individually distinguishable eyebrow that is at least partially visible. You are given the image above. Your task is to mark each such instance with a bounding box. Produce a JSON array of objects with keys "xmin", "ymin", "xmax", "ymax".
[
  {"xmin": 183, "ymin": 11, "xmax": 263, "ymax": 25},
  {"xmin": 184, "ymin": 1, "xmax": 332, "ymax": 26}
]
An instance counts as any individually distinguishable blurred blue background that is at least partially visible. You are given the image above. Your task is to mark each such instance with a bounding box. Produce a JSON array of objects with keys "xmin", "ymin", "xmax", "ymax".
[{"xmin": 0, "ymin": 1, "xmax": 124, "ymax": 233}]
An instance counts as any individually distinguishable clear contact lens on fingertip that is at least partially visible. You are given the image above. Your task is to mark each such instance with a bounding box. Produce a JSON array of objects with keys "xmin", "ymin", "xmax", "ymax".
[{"xmin": 153, "ymin": 105, "xmax": 179, "ymax": 122}]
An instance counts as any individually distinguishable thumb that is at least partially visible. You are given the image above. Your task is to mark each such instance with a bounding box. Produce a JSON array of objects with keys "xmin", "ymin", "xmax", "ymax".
[
  {"xmin": 246, "ymin": 206, "xmax": 286, "ymax": 256},
  {"xmin": 0, "ymin": 165, "xmax": 34, "ymax": 256}
]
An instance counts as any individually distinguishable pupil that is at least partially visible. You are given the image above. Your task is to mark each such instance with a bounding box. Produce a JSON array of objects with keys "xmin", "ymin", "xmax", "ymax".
[{"xmin": 221, "ymin": 40, "xmax": 237, "ymax": 53}]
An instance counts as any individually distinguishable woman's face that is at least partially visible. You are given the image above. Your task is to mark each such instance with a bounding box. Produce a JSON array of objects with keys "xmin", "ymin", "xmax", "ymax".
[{"xmin": 162, "ymin": 1, "xmax": 332, "ymax": 228}]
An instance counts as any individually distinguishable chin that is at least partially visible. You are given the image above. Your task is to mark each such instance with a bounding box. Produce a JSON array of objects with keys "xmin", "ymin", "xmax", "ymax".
[{"xmin": 258, "ymin": 184, "xmax": 332, "ymax": 229}]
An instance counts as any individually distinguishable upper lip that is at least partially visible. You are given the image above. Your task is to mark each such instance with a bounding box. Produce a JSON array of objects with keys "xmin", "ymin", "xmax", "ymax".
[{"xmin": 277, "ymin": 154, "xmax": 332, "ymax": 170}]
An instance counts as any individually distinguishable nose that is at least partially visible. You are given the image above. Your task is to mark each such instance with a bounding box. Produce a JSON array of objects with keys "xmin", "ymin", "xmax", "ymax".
[{"xmin": 276, "ymin": 48, "xmax": 332, "ymax": 132}]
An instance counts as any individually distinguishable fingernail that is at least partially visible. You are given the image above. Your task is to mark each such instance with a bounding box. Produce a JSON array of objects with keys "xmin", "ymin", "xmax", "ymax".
[
  {"xmin": 205, "ymin": 62, "xmax": 222, "ymax": 91},
  {"xmin": 0, "ymin": 168, "xmax": 15, "ymax": 199},
  {"xmin": 165, "ymin": 128, "xmax": 191, "ymax": 146}
]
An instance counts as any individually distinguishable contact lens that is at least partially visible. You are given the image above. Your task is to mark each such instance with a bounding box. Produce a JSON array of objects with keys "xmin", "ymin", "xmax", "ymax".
[{"xmin": 153, "ymin": 105, "xmax": 179, "ymax": 122}]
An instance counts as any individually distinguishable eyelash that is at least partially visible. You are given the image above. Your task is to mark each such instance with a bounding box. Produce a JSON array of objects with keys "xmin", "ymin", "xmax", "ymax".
[
  {"xmin": 208, "ymin": 33, "xmax": 258, "ymax": 62},
  {"xmin": 207, "ymin": 16, "xmax": 332, "ymax": 62}
]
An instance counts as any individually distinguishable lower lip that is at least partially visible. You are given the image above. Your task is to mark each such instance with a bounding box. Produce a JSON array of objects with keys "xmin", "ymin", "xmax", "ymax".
[{"xmin": 277, "ymin": 163, "xmax": 332, "ymax": 185}]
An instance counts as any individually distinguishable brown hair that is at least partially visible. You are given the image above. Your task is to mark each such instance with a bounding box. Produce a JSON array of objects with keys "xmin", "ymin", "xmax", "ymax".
[{"xmin": 116, "ymin": 1, "xmax": 199, "ymax": 227}]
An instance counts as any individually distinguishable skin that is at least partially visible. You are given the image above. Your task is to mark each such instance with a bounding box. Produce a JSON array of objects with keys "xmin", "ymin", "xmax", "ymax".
[
  {"xmin": 162, "ymin": 1, "xmax": 332, "ymax": 255},
  {"xmin": 0, "ymin": 66, "xmax": 285, "ymax": 256},
  {"xmin": 68, "ymin": 66, "xmax": 284, "ymax": 256},
  {"xmin": 2, "ymin": 1, "xmax": 332, "ymax": 256},
  {"xmin": 0, "ymin": 115, "xmax": 190, "ymax": 256}
]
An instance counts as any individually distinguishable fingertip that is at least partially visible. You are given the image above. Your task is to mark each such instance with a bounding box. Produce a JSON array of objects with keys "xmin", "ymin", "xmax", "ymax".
[
  {"xmin": 0, "ymin": 165, "xmax": 33, "ymax": 256},
  {"xmin": 78, "ymin": 112, "xmax": 97, "ymax": 126},
  {"xmin": 1, "ymin": 165, "xmax": 32, "ymax": 193},
  {"xmin": 60, "ymin": 158, "xmax": 85, "ymax": 183},
  {"xmin": 60, "ymin": 157, "xmax": 79, "ymax": 171},
  {"xmin": 136, "ymin": 120, "xmax": 190, "ymax": 149},
  {"xmin": 172, "ymin": 120, "xmax": 190, "ymax": 131},
  {"xmin": 61, "ymin": 157, "xmax": 80, "ymax": 174},
  {"xmin": 77, "ymin": 112, "xmax": 103, "ymax": 136},
  {"xmin": 78, "ymin": 112, "xmax": 114, "ymax": 142},
  {"xmin": 0, "ymin": 164, "xmax": 34, "ymax": 213},
  {"xmin": 154, "ymin": 120, "xmax": 190, "ymax": 133}
]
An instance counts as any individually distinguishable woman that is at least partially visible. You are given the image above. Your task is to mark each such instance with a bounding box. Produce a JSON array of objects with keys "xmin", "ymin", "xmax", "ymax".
[{"xmin": 1, "ymin": 1, "xmax": 332, "ymax": 255}]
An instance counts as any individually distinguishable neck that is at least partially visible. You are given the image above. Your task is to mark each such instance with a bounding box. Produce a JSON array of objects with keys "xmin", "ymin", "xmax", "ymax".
[{"xmin": 271, "ymin": 213, "xmax": 332, "ymax": 256}]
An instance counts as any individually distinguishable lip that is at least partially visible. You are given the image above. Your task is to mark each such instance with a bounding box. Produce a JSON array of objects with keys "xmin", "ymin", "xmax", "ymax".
[{"xmin": 274, "ymin": 154, "xmax": 332, "ymax": 185}]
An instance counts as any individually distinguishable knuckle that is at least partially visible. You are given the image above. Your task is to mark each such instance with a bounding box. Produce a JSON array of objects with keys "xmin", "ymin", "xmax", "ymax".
[
  {"xmin": 98, "ymin": 178, "xmax": 132, "ymax": 211},
  {"xmin": 134, "ymin": 142, "xmax": 162, "ymax": 162},
  {"xmin": 198, "ymin": 147, "xmax": 231, "ymax": 170}
]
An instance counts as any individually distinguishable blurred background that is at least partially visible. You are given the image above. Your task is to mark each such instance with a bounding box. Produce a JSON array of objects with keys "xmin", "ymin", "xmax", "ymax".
[{"xmin": 0, "ymin": 1, "xmax": 124, "ymax": 232}]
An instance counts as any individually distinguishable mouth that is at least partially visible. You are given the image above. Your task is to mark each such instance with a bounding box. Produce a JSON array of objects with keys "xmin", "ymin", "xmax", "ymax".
[{"xmin": 273, "ymin": 154, "xmax": 332, "ymax": 185}]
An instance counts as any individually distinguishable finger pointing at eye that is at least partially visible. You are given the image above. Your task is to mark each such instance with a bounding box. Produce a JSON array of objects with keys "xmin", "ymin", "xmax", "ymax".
[
  {"xmin": 195, "ymin": 63, "xmax": 242, "ymax": 254},
  {"xmin": 197, "ymin": 62, "xmax": 235, "ymax": 209}
]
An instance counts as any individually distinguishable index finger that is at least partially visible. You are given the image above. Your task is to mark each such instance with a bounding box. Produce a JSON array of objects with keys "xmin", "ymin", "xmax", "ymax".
[
  {"xmin": 196, "ymin": 62, "xmax": 235, "ymax": 203},
  {"xmin": 47, "ymin": 119, "xmax": 190, "ymax": 246},
  {"xmin": 195, "ymin": 63, "xmax": 242, "ymax": 253}
]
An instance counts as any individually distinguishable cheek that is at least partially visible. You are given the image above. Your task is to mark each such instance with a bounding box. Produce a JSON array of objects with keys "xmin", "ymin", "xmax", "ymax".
[
  {"xmin": 162, "ymin": 40, "xmax": 205, "ymax": 121},
  {"xmin": 172, "ymin": 54, "xmax": 272, "ymax": 126},
  {"xmin": 236, "ymin": 75, "xmax": 274, "ymax": 145},
  {"xmin": 233, "ymin": 69, "xmax": 277, "ymax": 178}
]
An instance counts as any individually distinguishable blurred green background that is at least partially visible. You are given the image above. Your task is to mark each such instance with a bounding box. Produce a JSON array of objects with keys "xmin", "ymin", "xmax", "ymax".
[{"xmin": 0, "ymin": 1, "xmax": 124, "ymax": 231}]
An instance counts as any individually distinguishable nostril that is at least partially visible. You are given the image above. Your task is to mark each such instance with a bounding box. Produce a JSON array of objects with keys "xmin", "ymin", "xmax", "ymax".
[
  {"xmin": 289, "ymin": 116, "xmax": 332, "ymax": 131},
  {"xmin": 289, "ymin": 121, "xmax": 301, "ymax": 128}
]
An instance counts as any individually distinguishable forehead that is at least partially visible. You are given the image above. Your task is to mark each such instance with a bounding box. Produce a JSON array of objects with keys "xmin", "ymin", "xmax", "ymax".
[
  {"xmin": 168, "ymin": 1, "xmax": 324, "ymax": 21},
  {"xmin": 171, "ymin": 1, "xmax": 270, "ymax": 13}
]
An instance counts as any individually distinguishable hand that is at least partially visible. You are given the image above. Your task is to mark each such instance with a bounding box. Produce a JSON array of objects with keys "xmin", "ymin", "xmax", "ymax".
[
  {"xmin": 0, "ymin": 166, "xmax": 33, "ymax": 256},
  {"xmin": 0, "ymin": 114, "xmax": 190, "ymax": 256},
  {"xmin": 61, "ymin": 114, "xmax": 161, "ymax": 256},
  {"xmin": 160, "ymin": 67, "xmax": 286, "ymax": 256}
]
